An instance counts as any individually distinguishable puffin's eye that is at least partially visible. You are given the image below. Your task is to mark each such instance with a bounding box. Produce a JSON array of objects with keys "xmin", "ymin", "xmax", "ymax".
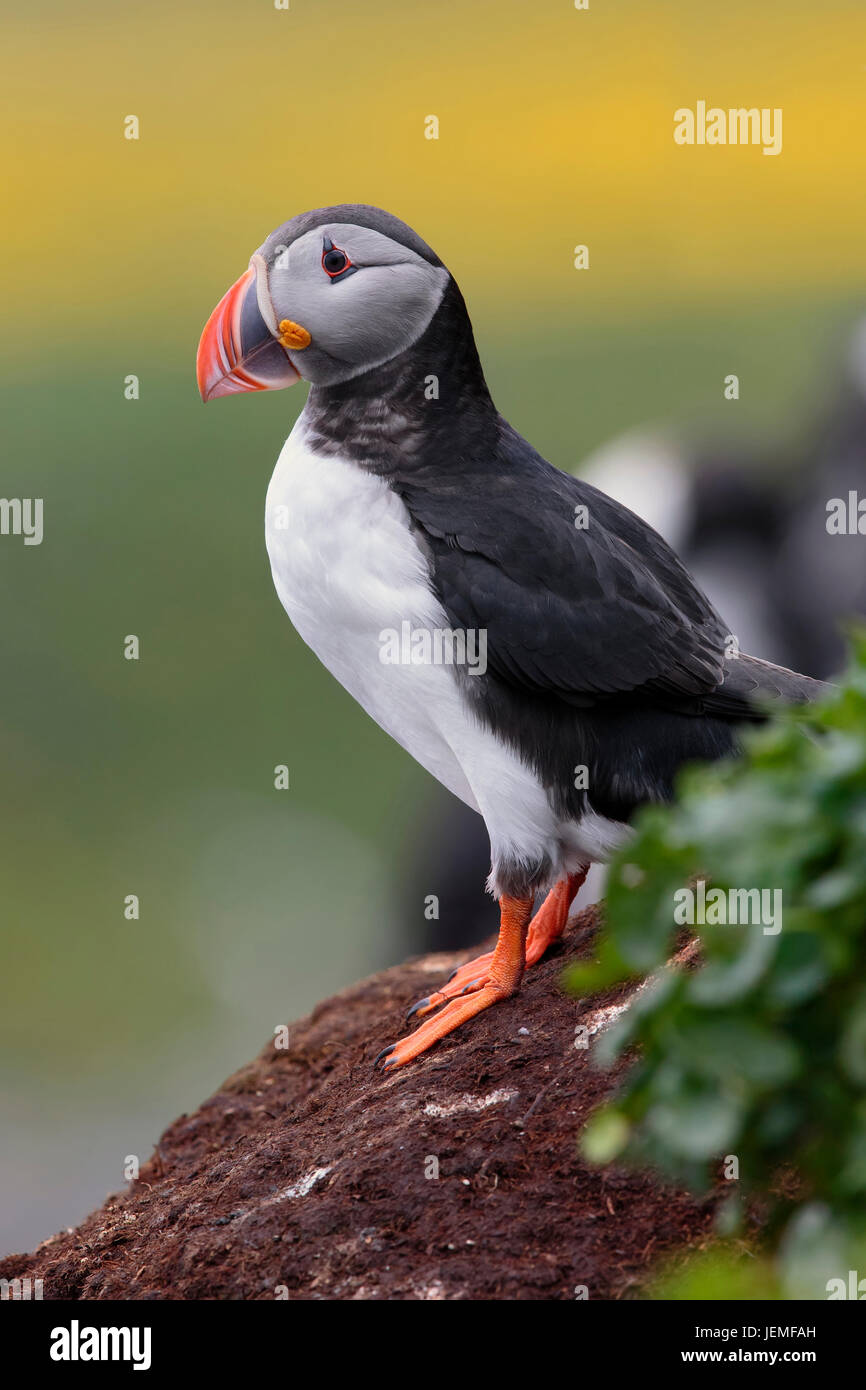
[
  {"xmin": 321, "ymin": 238, "xmax": 356, "ymax": 281},
  {"xmin": 323, "ymin": 248, "xmax": 347, "ymax": 274}
]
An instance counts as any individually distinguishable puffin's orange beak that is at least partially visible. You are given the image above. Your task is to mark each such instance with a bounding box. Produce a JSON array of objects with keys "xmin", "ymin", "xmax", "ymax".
[{"xmin": 196, "ymin": 258, "xmax": 302, "ymax": 402}]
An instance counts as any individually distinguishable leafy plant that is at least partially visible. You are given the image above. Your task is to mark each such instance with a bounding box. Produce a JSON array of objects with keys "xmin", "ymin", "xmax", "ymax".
[{"xmin": 571, "ymin": 634, "xmax": 866, "ymax": 1298}]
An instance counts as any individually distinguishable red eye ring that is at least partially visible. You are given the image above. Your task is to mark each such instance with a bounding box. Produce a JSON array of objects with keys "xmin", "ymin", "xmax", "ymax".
[{"xmin": 322, "ymin": 240, "xmax": 354, "ymax": 279}]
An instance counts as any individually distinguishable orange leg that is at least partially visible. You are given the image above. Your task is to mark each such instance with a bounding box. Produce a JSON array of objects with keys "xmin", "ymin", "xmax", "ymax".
[
  {"xmin": 407, "ymin": 867, "xmax": 588, "ymax": 1022},
  {"xmin": 375, "ymin": 894, "xmax": 533, "ymax": 1070},
  {"xmin": 525, "ymin": 867, "xmax": 588, "ymax": 964}
]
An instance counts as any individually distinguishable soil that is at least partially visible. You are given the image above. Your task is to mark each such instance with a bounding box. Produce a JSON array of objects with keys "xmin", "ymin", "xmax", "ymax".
[{"xmin": 0, "ymin": 905, "xmax": 718, "ymax": 1300}]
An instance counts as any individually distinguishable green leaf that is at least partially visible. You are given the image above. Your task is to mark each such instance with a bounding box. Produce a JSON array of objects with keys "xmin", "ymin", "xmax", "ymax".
[
  {"xmin": 581, "ymin": 1109, "xmax": 630, "ymax": 1164},
  {"xmin": 839, "ymin": 991, "xmax": 866, "ymax": 1085},
  {"xmin": 666, "ymin": 1018, "xmax": 801, "ymax": 1087},
  {"xmin": 686, "ymin": 928, "xmax": 777, "ymax": 1006},
  {"xmin": 574, "ymin": 639, "xmax": 866, "ymax": 1288},
  {"xmin": 646, "ymin": 1091, "xmax": 743, "ymax": 1160}
]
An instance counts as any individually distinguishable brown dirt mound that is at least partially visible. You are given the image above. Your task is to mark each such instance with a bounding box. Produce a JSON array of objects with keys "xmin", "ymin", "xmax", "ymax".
[{"xmin": 0, "ymin": 905, "xmax": 716, "ymax": 1300}]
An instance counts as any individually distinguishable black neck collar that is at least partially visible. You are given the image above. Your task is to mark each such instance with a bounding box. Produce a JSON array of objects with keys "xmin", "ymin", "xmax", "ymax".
[{"xmin": 301, "ymin": 279, "xmax": 498, "ymax": 480}]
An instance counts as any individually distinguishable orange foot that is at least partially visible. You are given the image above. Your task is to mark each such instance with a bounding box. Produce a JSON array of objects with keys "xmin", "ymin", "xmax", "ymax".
[
  {"xmin": 375, "ymin": 895, "xmax": 533, "ymax": 1071},
  {"xmin": 405, "ymin": 867, "xmax": 588, "ymax": 1024}
]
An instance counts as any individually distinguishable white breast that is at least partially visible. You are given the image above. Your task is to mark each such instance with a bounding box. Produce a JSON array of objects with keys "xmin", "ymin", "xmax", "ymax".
[
  {"xmin": 265, "ymin": 420, "xmax": 482, "ymax": 806},
  {"xmin": 264, "ymin": 416, "xmax": 628, "ymax": 892}
]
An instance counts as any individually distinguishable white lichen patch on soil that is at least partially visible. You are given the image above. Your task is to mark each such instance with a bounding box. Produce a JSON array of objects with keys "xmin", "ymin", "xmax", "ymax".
[
  {"xmin": 414, "ymin": 953, "xmax": 471, "ymax": 975},
  {"xmin": 238, "ymin": 1164, "xmax": 334, "ymax": 1222},
  {"xmin": 421, "ymin": 1089, "xmax": 519, "ymax": 1118},
  {"xmin": 575, "ymin": 939, "xmax": 700, "ymax": 1044},
  {"xmin": 274, "ymin": 1166, "xmax": 333, "ymax": 1200}
]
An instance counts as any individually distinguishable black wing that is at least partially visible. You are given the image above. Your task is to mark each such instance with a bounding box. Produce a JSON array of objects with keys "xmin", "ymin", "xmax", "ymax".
[{"xmin": 399, "ymin": 418, "xmax": 732, "ymax": 708}]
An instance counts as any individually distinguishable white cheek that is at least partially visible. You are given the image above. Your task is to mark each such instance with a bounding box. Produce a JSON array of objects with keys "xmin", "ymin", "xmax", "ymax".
[{"xmin": 275, "ymin": 264, "xmax": 447, "ymax": 364}]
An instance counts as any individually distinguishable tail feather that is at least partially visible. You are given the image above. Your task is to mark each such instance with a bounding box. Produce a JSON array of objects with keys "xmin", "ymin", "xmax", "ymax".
[{"xmin": 703, "ymin": 653, "xmax": 829, "ymax": 720}]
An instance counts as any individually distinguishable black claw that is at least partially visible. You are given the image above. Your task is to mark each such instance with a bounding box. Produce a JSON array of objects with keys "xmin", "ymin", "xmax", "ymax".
[
  {"xmin": 373, "ymin": 1044, "xmax": 395, "ymax": 1070},
  {"xmin": 460, "ymin": 978, "xmax": 483, "ymax": 996},
  {"xmin": 446, "ymin": 968, "xmax": 459, "ymax": 983},
  {"xmin": 406, "ymin": 996, "xmax": 430, "ymax": 1022}
]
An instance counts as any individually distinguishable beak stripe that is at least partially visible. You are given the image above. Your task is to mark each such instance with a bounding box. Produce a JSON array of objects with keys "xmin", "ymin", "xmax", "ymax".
[{"xmin": 197, "ymin": 263, "xmax": 302, "ymax": 402}]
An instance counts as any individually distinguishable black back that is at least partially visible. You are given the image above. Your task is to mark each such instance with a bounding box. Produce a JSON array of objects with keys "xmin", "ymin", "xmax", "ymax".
[{"xmin": 303, "ymin": 268, "xmax": 825, "ymax": 841}]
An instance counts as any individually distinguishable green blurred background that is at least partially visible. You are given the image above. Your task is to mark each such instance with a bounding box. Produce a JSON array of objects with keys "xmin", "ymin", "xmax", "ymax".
[{"xmin": 2, "ymin": 0, "xmax": 865, "ymax": 1254}]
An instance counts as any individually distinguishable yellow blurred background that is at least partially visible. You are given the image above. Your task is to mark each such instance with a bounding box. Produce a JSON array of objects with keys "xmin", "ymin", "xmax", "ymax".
[{"xmin": 2, "ymin": 0, "xmax": 865, "ymax": 1255}]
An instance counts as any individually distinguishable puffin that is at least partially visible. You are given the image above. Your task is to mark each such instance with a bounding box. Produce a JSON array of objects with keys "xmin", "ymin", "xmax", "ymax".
[{"xmin": 196, "ymin": 204, "xmax": 826, "ymax": 1071}]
